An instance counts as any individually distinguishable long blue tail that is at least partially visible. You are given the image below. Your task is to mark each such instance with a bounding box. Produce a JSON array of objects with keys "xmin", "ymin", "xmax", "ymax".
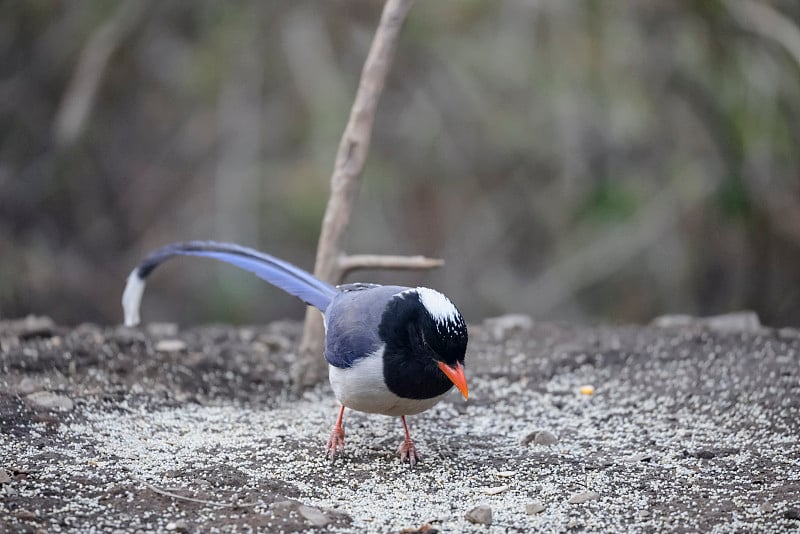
[{"xmin": 122, "ymin": 240, "xmax": 338, "ymax": 326}]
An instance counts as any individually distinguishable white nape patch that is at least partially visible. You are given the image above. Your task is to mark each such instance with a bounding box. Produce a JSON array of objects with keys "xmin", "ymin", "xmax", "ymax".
[
  {"xmin": 328, "ymin": 346, "xmax": 449, "ymax": 416},
  {"xmin": 121, "ymin": 270, "xmax": 146, "ymax": 327},
  {"xmin": 415, "ymin": 287, "xmax": 459, "ymax": 324}
]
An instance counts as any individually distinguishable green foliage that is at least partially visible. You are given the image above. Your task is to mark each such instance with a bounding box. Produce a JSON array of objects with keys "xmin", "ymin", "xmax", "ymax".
[
  {"xmin": 715, "ymin": 179, "xmax": 753, "ymax": 221},
  {"xmin": 578, "ymin": 181, "xmax": 639, "ymax": 224}
]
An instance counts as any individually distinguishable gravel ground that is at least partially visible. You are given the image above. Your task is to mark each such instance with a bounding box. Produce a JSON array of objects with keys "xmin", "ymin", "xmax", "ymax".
[{"xmin": 1, "ymin": 313, "xmax": 799, "ymax": 533}]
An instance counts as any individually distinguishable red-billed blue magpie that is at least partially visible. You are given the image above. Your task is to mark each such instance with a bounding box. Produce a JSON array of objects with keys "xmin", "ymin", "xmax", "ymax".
[{"xmin": 122, "ymin": 241, "xmax": 469, "ymax": 465}]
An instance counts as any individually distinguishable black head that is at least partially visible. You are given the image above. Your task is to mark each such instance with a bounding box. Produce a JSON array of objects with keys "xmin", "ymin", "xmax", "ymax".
[{"xmin": 379, "ymin": 288, "xmax": 468, "ymax": 400}]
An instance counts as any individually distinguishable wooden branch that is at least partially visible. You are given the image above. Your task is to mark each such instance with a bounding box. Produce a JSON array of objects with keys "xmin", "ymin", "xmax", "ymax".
[
  {"xmin": 312, "ymin": 0, "xmax": 416, "ymax": 287},
  {"xmin": 294, "ymin": 0, "xmax": 415, "ymax": 387},
  {"xmin": 338, "ymin": 254, "xmax": 443, "ymax": 277}
]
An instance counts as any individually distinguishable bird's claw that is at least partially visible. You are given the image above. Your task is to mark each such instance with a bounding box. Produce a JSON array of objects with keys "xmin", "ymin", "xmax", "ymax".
[
  {"xmin": 397, "ymin": 439, "xmax": 421, "ymax": 466},
  {"xmin": 325, "ymin": 427, "xmax": 345, "ymax": 461}
]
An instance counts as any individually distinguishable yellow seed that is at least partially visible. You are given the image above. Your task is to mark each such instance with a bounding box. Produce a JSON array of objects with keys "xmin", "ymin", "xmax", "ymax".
[{"xmin": 580, "ymin": 385, "xmax": 595, "ymax": 395}]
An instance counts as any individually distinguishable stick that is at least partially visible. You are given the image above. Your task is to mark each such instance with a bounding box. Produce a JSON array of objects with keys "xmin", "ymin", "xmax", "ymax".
[
  {"xmin": 293, "ymin": 0, "xmax": 416, "ymax": 387},
  {"xmin": 339, "ymin": 254, "xmax": 444, "ymax": 277}
]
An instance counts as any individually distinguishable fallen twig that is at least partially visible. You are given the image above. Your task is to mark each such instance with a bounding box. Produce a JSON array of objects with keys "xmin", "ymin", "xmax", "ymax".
[{"xmin": 134, "ymin": 475, "xmax": 262, "ymax": 509}]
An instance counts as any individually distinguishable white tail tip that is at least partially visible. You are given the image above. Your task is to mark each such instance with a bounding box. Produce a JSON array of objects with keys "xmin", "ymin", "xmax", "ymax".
[{"xmin": 122, "ymin": 270, "xmax": 146, "ymax": 327}]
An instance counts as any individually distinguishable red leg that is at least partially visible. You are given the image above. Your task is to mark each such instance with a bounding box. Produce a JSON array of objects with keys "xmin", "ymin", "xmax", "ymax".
[
  {"xmin": 325, "ymin": 405, "xmax": 346, "ymax": 460},
  {"xmin": 397, "ymin": 416, "xmax": 421, "ymax": 465}
]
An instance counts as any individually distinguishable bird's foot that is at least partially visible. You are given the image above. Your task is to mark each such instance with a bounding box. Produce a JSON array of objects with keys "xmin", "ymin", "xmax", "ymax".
[
  {"xmin": 397, "ymin": 439, "xmax": 421, "ymax": 466},
  {"xmin": 325, "ymin": 426, "xmax": 345, "ymax": 461}
]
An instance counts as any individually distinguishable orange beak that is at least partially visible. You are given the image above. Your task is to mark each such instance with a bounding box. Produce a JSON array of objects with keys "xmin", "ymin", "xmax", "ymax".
[{"xmin": 437, "ymin": 361, "xmax": 469, "ymax": 400}]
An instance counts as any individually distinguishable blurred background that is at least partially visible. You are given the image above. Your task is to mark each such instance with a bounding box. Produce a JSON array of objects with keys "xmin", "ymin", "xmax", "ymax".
[{"xmin": 1, "ymin": 0, "xmax": 799, "ymax": 327}]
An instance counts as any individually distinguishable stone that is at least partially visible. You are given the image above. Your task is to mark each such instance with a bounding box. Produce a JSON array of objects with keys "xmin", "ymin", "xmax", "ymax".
[
  {"xmin": 465, "ymin": 505, "xmax": 492, "ymax": 525},
  {"xmin": 569, "ymin": 491, "xmax": 600, "ymax": 504},
  {"xmin": 270, "ymin": 500, "xmax": 299, "ymax": 513},
  {"xmin": 146, "ymin": 323, "xmax": 179, "ymax": 337},
  {"xmin": 155, "ymin": 339, "xmax": 187, "ymax": 352},
  {"xmin": 11, "ymin": 315, "xmax": 56, "ymax": 339},
  {"xmin": 16, "ymin": 377, "xmax": 41, "ymax": 395},
  {"xmin": 624, "ymin": 453, "xmax": 652, "ymax": 463},
  {"xmin": 0, "ymin": 469, "xmax": 10, "ymax": 484},
  {"xmin": 523, "ymin": 430, "xmax": 558, "ymax": 446},
  {"xmin": 526, "ymin": 502, "xmax": 546, "ymax": 515},
  {"xmin": 400, "ymin": 525, "xmax": 439, "ymax": 534},
  {"xmin": 785, "ymin": 508, "xmax": 800, "ymax": 521},
  {"xmin": 485, "ymin": 314, "xmax": 533, "ymax": 340},
  {"xmin": 297, "ymin": 505, "xmax": 329, "ymax": 527},
  {"xmin": 704, "ymin": 311, "xmax": 761, "ymax": 332},
  {"xmin": 16, "ymin": 509, "xmax": 36, "ymax": 520},
  {"xmin": 650, "ymin": 314, "xmax": 694, "ymax": 328},
  {"xmin": 26, "ymin": 391, "xmax": 74, "ymax": 412},
  {"xmin": 481, "ymin": 485, "xmax": 509, "ymax": 495},
  {"xmin": 651, "ymin": 311, "xmax": 760, "ymax": 332}
]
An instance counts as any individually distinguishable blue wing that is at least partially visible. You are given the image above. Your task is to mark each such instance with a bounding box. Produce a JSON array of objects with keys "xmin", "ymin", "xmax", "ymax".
[
  {"xmin": 123, "ymin": 241, "xmax": 338, "ymax": 326},
  {"xmin": 323, "ymin": 285, "xmax": 408, "ymax": 368}
]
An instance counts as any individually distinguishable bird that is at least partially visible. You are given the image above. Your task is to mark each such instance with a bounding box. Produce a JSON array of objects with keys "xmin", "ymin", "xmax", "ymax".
[{"xmin": 122, "ymin": 241, "xmax": 469, "ymax": 465}]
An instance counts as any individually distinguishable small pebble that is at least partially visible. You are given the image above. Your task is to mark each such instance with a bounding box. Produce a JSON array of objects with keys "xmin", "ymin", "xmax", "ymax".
[
  {"xmin": 16, "ymin": 509, "xmax": 36, "ymax": 520},
  {"xmin": 26, "ymin": 391, "xmax": 74, "ymax": 412},
  {"xmin": 497, "ymin": 470, "xmax": 516, "ymax": 477},
  {"xmin": 271, "ymin": 500, "xmax": 298, "ymax": 513},
  {"xmin": 298, "ymin": 505, "xmax": 330, "ymax": 527},
  {"xmin": 465, "ymin": 504, "xmax": 492, "ymax": 525},
  {"xmin": 481, "ymin": 485, "xmax": 509, "ymax": 495},
  {"xmin": 785, "ymin": 508, "xmax": 800, "ymax": 521},
  {"xmin": 12, "ymin": 315, "xmax": 55, "ymax": 338},
  {"xmin": 485, "ymin": 314, "xmax": 533, "ymax": 339},
  {"xmin": 155, "ymin": 339, "xmax": 187, "ymax": 352},
  {"xmin": 526, "ymin": 502, "xmax": 545, "ymax": 515},
  {"xmin": 164, "ymin": 520, "xmax": 189, "ymax": 532},
  {"xmin": 569, "ymin": 491, "xmax": 600, "ymax": 504},
  {"xmin": 624, "ymin": 452, "xmax": 652, "ymax": 463},
  {"xmin": 16, "ymin": 377, "xmax": 41, "ymax": 395},
  {"xmin": 525, "ymin": 430, "xmax": 558, "ymax": 445},
  {"xmin": 400, "ymin": 524, "xmax": 438, "ymax": 534},
  {"xmin": 0, "ymin": 469, "xmax": 11, "ymax": 484},
  {"xmin": 146, "ymin": 323, "xmax": 179, "ymax": 337}
]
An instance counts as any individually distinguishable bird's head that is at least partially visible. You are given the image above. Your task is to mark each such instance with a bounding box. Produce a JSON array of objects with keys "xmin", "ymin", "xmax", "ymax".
[{"xmin": 380, "ymin": 287, "xmax": 469, "ymax": 400}]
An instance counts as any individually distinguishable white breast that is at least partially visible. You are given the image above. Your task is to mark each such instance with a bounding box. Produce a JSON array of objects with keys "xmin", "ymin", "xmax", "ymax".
[{"xmin": 328, "ymin": 347, "xmax": 450, "ymax": 417}]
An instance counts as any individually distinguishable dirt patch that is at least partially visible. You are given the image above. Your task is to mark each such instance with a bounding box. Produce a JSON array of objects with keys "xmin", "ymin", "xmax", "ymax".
[{"xmin": 1, "ymin": 315, "xmax": 798, "ymax": 532}]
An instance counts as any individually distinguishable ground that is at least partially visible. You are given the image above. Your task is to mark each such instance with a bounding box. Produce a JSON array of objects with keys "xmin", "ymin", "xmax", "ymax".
[{"xmin": 1, "ymin": 313, "xmax": 798, "ymax": 533}]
